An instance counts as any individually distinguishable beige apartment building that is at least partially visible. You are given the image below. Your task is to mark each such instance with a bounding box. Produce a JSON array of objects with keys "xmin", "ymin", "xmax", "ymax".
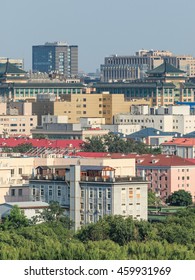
[
  {"xmin": 32, "ymin": 93, "xmax": 151, "ymax": 125},
  {"xmin": 0, "ymin": 102, "xmax": 37, "ymax": 137}
]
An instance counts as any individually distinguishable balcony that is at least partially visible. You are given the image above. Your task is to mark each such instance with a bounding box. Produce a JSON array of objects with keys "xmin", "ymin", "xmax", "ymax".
[
  {"xmin": 80, "ymin": 175, "xmax": 144, "ymax": 183},
  {"xmin": 31, "ymin": 174, "xmax": 65, "ymax": 181}
]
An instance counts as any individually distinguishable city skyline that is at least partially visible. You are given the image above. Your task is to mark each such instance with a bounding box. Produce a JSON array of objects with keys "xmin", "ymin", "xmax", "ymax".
[{"xmin": 0, "ymin": 0, "xmax": 194, "ymax": 73}]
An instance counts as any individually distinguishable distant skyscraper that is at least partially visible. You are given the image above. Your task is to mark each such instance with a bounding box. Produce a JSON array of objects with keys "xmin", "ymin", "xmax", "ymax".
[{"xmin": 32, "ymin": 42, "xmax": 78, "ymax": 77}]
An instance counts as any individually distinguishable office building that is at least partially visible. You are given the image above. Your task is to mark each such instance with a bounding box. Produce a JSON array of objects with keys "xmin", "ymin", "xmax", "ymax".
[
  {"xmin": 32, "ymin": 42, "xmax": 78, "ymax": 77},
  {"xmin": 96, "ymin": 61, "xmax": 195, "ymax": 106},
  {"xmin": 101, "ymin": 49, "xmax": 195, "ymax": 82}
]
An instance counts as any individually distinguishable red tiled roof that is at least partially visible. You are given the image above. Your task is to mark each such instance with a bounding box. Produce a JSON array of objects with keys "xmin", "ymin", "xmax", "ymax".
[
  {"xmin": 161, "ymin": 138, "xmax": 195, "ymax": 147},
  {"xmin": 73, "ymin": 152, "xmax": 138, "ymax": 159},
  {"xmin": 73, "ymin": 152, "xmax": 195, "ymax": 167},
  {"xmin": 133, "ymin": 154, "xmax": 195, "ymax": 167},
  {"xmin": 0, "ymin": 138, "xmax": 83, "ymax": 149}
]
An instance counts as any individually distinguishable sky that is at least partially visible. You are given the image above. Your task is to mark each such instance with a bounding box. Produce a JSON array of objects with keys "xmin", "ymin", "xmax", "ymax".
[{"xmin": 0, "ymin": 0, "xmax": 194, "ymax": 73}]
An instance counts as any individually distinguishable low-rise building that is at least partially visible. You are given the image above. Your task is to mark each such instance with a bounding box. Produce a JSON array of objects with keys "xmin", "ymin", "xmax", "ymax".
[
  {"xmin": 114, "ymin": 105, "xmax": 195, "ymax": 134},
  {"xmin": 161, "ymin": 138, "xmax": 195, "ymax": 158},
  {"xmin": 133, "ymin": 154, "xmax": 195, "ymax": 202},
  {"xmin": 127, "ymin": 128, "xmax": 181, "ymax": 146},
  {"xmin": 31, "ymin": 123, "xmax": 109, "ymax": 140},
  {"xmin": 0, "ymin": 201, "xmax": 49, "ymax": 221}
]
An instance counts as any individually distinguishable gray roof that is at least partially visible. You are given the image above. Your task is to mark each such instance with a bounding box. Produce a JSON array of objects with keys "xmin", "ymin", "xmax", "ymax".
[
  {"xmin": 1, "ymin": 201, "xmax": 49, "ymax": 208},
  {"xmin": 127, "ymin": 128, "xmax": 181, "ymax": 139}
]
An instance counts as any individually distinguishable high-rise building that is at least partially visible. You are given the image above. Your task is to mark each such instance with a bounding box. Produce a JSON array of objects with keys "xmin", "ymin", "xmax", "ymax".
[{"xmin": 32, "ymin": 42, "xmax": 78, "ymax": 77}]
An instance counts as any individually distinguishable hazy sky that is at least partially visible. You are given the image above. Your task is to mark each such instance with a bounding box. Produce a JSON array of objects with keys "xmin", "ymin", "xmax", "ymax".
[{"xmin": 0, "ymin": 0, "xmax": 194, "ymax": 73}]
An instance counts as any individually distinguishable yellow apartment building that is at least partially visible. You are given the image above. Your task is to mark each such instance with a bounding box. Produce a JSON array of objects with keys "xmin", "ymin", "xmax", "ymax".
[{"xmin": 32, "ymin": 93, "xmax": 151, "ymax": 125}]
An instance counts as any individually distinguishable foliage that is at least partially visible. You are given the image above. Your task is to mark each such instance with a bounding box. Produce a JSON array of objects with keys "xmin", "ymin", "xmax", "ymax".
[
  {"xmin": 2, "ymin": 143, "xmax": 33, "ymax": 154},
  {"xmin": 166, "ymin": 190, "xmax": 193, "ymax": 206},
  {"xmin": 33, "ymin": 134, "xmax": 47, "ymax": 139},
  {"xmin": 0, "ymin": 210, "xmax": 195, "ymax": 259},
  {"xmin": 0, "ymin": 205, "xmax": 30, "ymax": 230},
  {"xmin": 38, "ymin": 201, "xmax": 74, "ymax": 229},
  {"xmin": 81, "ymin": 133, "xmax": 161, "ymax": 154},
  {"xmin": 148, "ymin": 190, "xmax": 162, "ymax": 206}
]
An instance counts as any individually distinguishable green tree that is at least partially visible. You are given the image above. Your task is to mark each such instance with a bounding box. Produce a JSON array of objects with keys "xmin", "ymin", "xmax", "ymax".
[
  {"xmin": 38, "ymin": 201, "xmax": 74, "ymax": 229},
  {"xmin": 1, "ymin": 205, "xmax": 30, "ymax": 230},
  {"xmin": 81, "ymin": 133, "xmax": 162, "ymax": 154},
  {"xmin": 13, "ymin": 143, "xmax": 33, "ymax": 153},
  {"xmin": 166, "ymin": 190, "xmax": 193, "ymax": 206},
  {"xmin": 148, "ymin": 190, "xmax": 162, "ymax": 206},
  {"xmin": 81, "ymin": 136, "xmax": 106, "ymax": 152}
]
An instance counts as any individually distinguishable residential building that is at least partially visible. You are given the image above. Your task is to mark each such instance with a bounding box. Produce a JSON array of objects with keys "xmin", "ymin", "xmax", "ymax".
[
  {"xmin": 32, "ymin": 93, "xmax": 151, "ymax": 125},
  {"xmin": 161, "ymin": 138, "xmax": 195, "ymax": 158},
  {"xmin": 127, "ymin": 127, "xmax": 181, "ymax": 146},
  {"xmin": 29, "ymin": 164, "xmax": 148, "ymax": 230},
  {"xmin": 133, "ymin": 154, "xmax": 195, "ymax": 202},
  {"xmin": 114, "ymin": 105, "xmax": 195, "ymax": 134},
  {"xmin": 0, "ymin": 102, "xmax": 37, "ymax": 137},
  {"xmin": 32, "ymin": 42, "xmax": 78, "ymax": 77}
]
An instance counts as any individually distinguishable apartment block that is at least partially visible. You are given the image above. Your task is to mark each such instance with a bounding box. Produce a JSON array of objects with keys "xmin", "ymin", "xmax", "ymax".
[
  {"xmin": 114, "ymin": 105, "xmax": 195, "ymax": 134},
  {"xmin": 0, "ymin": 102, "xmax": 32, "ymax": 137},
  {"xmin": 29, "ymin": 164, "xmax": 148, "ymax": 230},
  {"xmin": 32, "ymin": 93, "xmax": 150, "ymax": 125},
  {"xmin": 161, "ymin": 138, "xmax": 195, "ymax": 158}
]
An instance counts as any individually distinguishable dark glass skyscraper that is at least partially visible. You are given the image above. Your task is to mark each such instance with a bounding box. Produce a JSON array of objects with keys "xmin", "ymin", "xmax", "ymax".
[{"xmin": 32, "ymin": 42, "xmax": 78, "ymax": 77}]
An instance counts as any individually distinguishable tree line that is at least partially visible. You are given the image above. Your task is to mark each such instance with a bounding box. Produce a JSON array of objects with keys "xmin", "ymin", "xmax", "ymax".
[
  {"xmin": 81, "ymin": 133, "xmax": 161, "ymax": 154},
  {"xmin": 0, "ymin": 203, "xmax": 195, "ymax": 260}
]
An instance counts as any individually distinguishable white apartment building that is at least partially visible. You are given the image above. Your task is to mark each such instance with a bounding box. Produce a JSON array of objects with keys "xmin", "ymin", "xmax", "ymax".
[
  {"xmin": 100, "ymin": 124, "xmax": 141, "ymax": 135},
  {"xmin": 30, "ymin": 164, "xmax": 148, "ymax": 230},
  {"xmin": 41, "ymin": 115, "xmax": 68, "ymax": 125},
  {"xmin": 114, "ymin": 105, "xmax": 195, "ymax": 135}
]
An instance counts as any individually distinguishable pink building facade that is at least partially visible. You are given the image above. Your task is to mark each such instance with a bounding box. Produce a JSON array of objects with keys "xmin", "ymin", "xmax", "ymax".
[{"xmin": 134, "ymin": 154, "xmax": 195, "ymax": 202}]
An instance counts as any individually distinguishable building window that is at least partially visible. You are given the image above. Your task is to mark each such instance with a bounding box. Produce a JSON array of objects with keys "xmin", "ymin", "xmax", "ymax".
[
  {"xmin": 98, "ymin": 203, "xmax": 102, "ymax": 210},
  {"xmin": 107, "ymin": 188, "xmax": 111, "ymax": 199},
  {"xmin": 107, "ymin": 204, "xmax": 111, "ymax": 211},
  {"xmin": 49, "ymin": 186, "xmax": 53, "ymax": 196},
  {"xmin": 89, "ymin": 189, "xmax": 93, "ymax": 198},
  {"xmin": 81, "ymin": 189, "xmax": 84, "ymax": 198},
  {"xmin": 41, "ymin": 186, "xmax": 44, "ymax": 196},
  {"xmin": 99, "ymin": 189, "xmax": 102, "ymax": 198},
  {"xmin": 18, "ymin": 189, "xmax": 23, "ymax": 196},
  {"xmin": 11, "ymin": 189, "xmax": 15, "ymax": 196},
  {"xmin": 57, "ymin": 186, "xmax": 61, "ymax": 196},
  {"xmin": 89, "ymin": 203, "xmax": 93, "ymax": 210},
  {"xmin": 18, "ymin": 168, "xmax": 22, "ymax": 175}
]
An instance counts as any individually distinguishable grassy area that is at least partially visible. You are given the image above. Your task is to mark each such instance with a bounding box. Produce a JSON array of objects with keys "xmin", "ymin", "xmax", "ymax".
[{"xmin": 148, "ymin": 206, "xmax": 186, "ymax": 222}]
